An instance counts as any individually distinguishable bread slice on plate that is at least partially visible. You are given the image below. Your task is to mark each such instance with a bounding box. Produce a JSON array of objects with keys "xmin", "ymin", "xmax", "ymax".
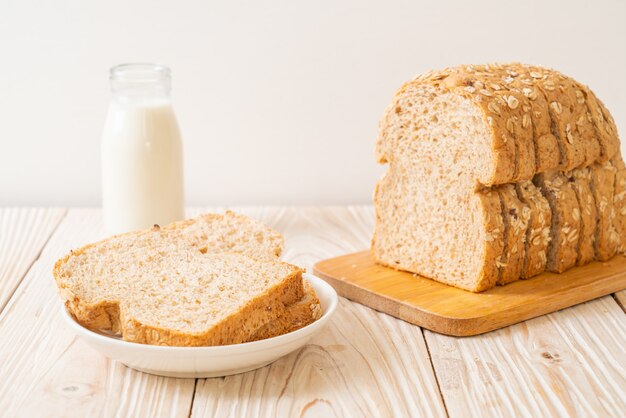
[
  {"xmin": 53, "ymin": 212, "xmax": 321, "ymax": 346},
  {"xmin": 163, "ymin": 211, "xmax": 284, "ymax": 261},
  {"xmin": 248, "ymin": 280, "xmax": 322, "ymax": 342}
]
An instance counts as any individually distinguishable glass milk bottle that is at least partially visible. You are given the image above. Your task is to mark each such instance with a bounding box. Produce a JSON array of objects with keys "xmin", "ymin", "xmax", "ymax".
[{"xmin": 101, "ymin": 63, "xmax": 185, "ymax": 234}]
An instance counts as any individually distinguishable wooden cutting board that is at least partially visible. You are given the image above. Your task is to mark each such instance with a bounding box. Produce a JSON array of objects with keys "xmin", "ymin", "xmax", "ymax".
[{"xmin": 313, "ymin": 251, "xmax": 626, "ymax": 336}]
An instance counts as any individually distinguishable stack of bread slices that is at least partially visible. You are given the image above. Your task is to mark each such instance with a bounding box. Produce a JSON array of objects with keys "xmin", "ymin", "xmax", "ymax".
[
  {"xmin": 54, "ymin": 211, "xmax": 321, "ymax": 346},
  {"xmin": 373, "ymin": 63, "xmax": 625, "ymax": 292}
]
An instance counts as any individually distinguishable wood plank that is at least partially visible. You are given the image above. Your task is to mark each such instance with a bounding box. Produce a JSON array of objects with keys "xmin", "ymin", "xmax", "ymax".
[
  {"xmin": 2, "ymin": 206, "xmax": 623, "ymax": 416},
  {"xmin": 614, "ymin": 290, "xmax": 626, "ymax": 312},
  {"xmin": 313, "ymin": 251, "xmax": 626, "ymax": 336},
  {"xmin": 192, "ymin": 298, "xmax": 446, "ymax": 417},
  {"xmin": 190, "ymin": 206, "xmax": 447, "ymax": 418},
  {"xmin": 425, "ymin": 295, "xmax": 626, "ymax": 417},
  {"xmin": 0, "ymin": 208, "xmax": 65, "ymax": 312},
  {"xmin": 0, "ymin": 209, "xmax": 195, "ymax": 417}
]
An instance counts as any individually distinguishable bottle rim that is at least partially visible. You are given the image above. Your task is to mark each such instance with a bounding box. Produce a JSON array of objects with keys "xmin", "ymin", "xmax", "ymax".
[{"xmin": 110, "ymin": 63, "xmax": 171, "ymax": 83}]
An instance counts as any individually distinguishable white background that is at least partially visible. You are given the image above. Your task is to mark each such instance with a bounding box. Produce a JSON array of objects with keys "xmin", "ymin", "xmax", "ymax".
[{"xmin": 1, "ymin": 0, "xmax": 624, "ymax": 206}]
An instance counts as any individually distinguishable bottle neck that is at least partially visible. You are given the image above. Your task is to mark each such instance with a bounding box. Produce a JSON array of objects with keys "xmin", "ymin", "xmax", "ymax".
[{"xmin": 110, "ymin": 63, "xmax": 172, "ymax": 102}]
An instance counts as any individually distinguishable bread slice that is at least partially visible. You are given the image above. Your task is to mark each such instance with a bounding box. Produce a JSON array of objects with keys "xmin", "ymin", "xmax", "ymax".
[
  {"xmin": 524, "ymin": 66, "xmax": 585, "ymax": 171},
  {"xmin": 372, "ymin": 144, "xmax": 505, "ymax": 292},
  {"xmin": 54, "ymin": 225, "xmax": 305, "ymax": 346},
  {"xmin": 612, "ymin": 156, "xmax": 626, "ymax": 254},
  {"xmin": 382, "ymin": 67, "xmax": 518, "ymax": 185},
  {"xmin": 479, "ymin": 190, "xmax": 506, "ymax": 290},
  {"xmin": 247, "ymin": 280, "xmax": 322, "ymax": 342},
  {"xmin": 497, "ymin": 184, "xmax": 530, "ymax": 285},
  {"xmin": 590, "ymin": 161, "xmax": 619, "ymax": 260},
  {"xmin": 163, "ymin": 210, "xmax": 284, "ymax": 261},
  {"xmin": 458, "ymin": 64, "xmax": 536, "ymax": 180},
  {"xmin": 168, "ymin": 211, "xmax": 322, "ymax": 338},
  {"xmin": 569, "ymin": 168, "xmax": 597, "ymax": 265},
  {"xmin": 534, "ymin": 172, "xmax": 580, "ymax": 272},
  {"xmin": 505, "ymin": 64, "xmax": 561, "ymax": 173},
  {"xmin": 436, "ymin": 64, "xmax": 537, "ymax": 183},
  {"xmin": 553, "ymin": 72, "xmax": 601, "ymax": 166},
  {"xmin": 515, "ymin": 180, "xmax": 551, "ymax": 278},
  {"xmin": 580, "ymin": 86, "xmax": 621, "ymax": 161}
]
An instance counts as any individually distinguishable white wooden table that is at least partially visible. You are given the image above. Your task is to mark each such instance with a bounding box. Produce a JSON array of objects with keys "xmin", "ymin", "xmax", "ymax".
[{"xmin": 0, "ymin": 207, "xmax": 624, "ymax": 418}]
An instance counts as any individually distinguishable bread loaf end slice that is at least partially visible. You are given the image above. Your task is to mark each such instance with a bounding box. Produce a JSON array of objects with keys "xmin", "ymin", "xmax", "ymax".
[{"xmin": 372, "ymin": 78, "xmax": 510, "ymax": 292}]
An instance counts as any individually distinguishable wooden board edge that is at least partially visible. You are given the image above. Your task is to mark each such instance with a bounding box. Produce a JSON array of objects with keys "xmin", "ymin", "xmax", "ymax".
[{"xmin": 313, "ymin": 257, "xmax": 626, "ymax": 337}]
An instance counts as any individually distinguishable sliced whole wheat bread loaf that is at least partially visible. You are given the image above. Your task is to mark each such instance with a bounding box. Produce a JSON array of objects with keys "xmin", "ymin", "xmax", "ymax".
[
  {"xmin": 54, "ymin": 213, "xmax": 320, "ymax": 345},
  {"xmin": 374, "ymin": 63, "xmax": 623, "ymax": 292}
]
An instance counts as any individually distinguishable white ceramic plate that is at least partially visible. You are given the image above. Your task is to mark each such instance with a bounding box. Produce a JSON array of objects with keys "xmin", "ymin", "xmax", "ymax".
[{"xmin": 61, "ymin": 273, "xmax": 338, "ymax": 378}]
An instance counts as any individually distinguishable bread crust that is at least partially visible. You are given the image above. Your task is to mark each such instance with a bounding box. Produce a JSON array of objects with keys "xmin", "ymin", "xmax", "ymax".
[
  {"xmin": 582, "ymin": 88, "xmax": 620, "ymax": 161},
  {"xmin": 497, "ymin": 184, "xmax": 530, "ymax": 285},
  {"xmin": 535, "ymin": 172, "xmax": 580, "ymax": 273},
  {"xmin": 590, "ymin": 161, "xmax": 619, "ymax": 260},
  {"xmin": 612, "ymin": 156, "xmax": 626, "ymax": 254},
  {"xmin": 506, "ymin": 64, "xmax": 561, "ymax": 173},
  {"xmin": 569, "ymin": 168, "xmax": 597, "ymax": 265},
  {"xmin": 516, "ymin": 180, "xmax": 551, "ymax": 278},
  {"xmin": 474, "ymin": 190, "xmax": 505, "ymax": 291},
  {"xmin": 559, "ymin": 77, "xmax": 602, "ymax": 167},
  {"xmin": 248, "ymin": 280, "xmax": 321, "ymax": 342}
]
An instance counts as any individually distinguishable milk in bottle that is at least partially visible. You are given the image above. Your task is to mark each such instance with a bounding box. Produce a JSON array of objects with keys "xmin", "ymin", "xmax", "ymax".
[{"xmin": 101, "ymin": 63, "xmax": 184, "ymax": 234}]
